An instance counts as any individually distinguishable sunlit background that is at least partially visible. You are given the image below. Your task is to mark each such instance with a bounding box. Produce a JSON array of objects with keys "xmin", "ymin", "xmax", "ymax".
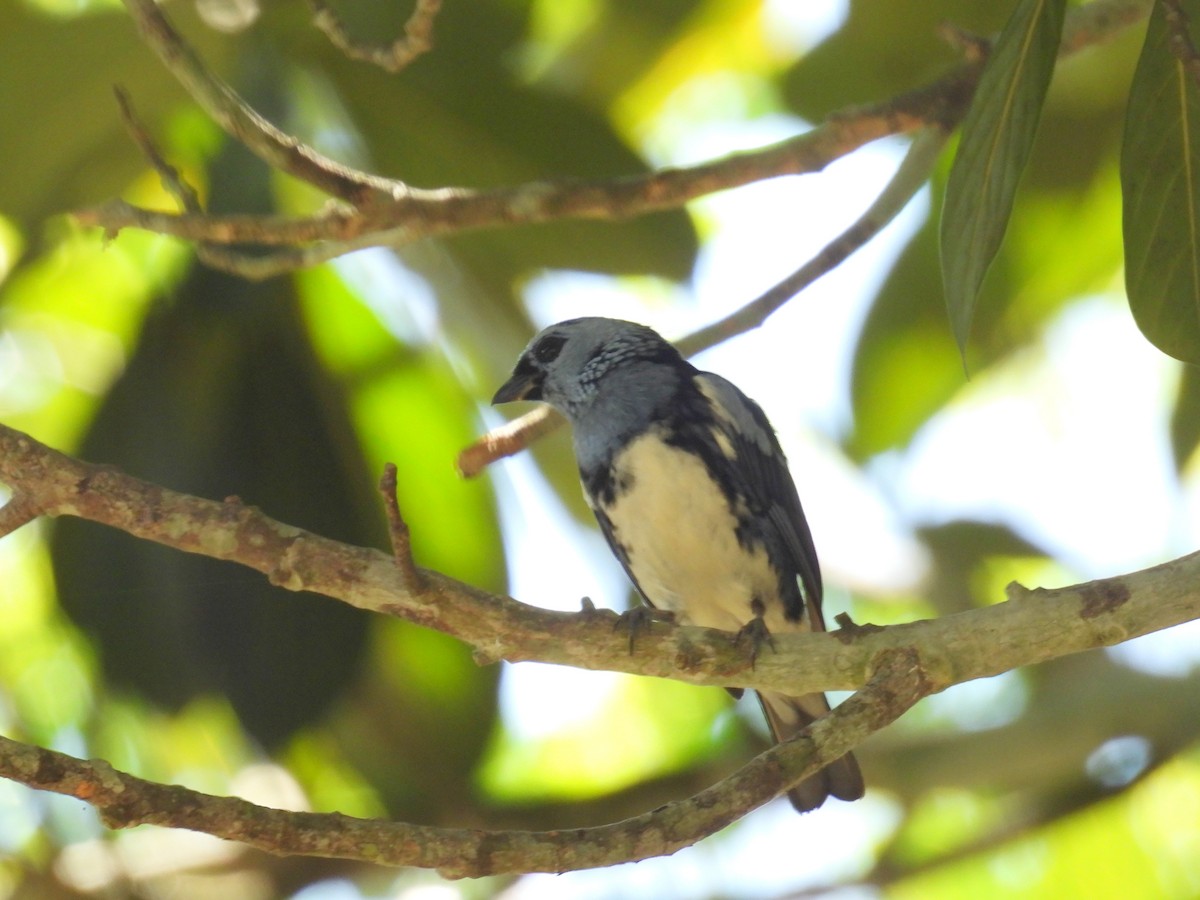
[{"xmin": 4, "ymin": 0, "xmax": 1200, "ymax": 897}]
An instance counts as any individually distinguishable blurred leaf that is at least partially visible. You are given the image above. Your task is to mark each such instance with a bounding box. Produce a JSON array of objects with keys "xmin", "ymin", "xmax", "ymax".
[
  {"xmin": 50, "ymin": 270, "xmax": 378, "ymax": 747},
  {"xmin": 1122, "ymin": 0, "xmax": 1200, "ymax": 363},
  {"xmin": 51, "ymin": 103, "xmax": 381, "ymax": 747},
  {"xmin": 782, "ymin": 1, "xmax": 1011, "ymax": 119},
  {"xmin": 526, "ymin": 0, "xmax": 699, "ymax": 114},
  {"xmin": 478, "ymin": 676, "xmax": 732, "ymax": 803},
  {"xmin": 1171, "ymin": 361, "xmax": 1200, "ymax": 469},
  {"xmin": 0, "ymin": 3, "xmax": 232, "ymax": 228},
  {"xmin": 850, "ymin": 202, "xmax": 968, "ymax": 459},
  {"xmin": 326, "ymin": 620, "xmax": 499, "ymax": 817},
  {"xmin": 919, "ymin": 519, "xmax": 1050, "ymax": 616},
  {"xmin": 891, "ymin": 747, "xmax": 1200, "ymax": 898},
  {"xmin": 0, "ymin": 224, "xmax": 192, "ymax": 449},
  {"xmin": 277, "ymin": 1, "xmax": 698, "ymax": 282},
  {"xmin": 941, "ymin": 0, "xmax": 1066, "ymax": 355},
  {"xmin": 1024, "ymin": 23, "xmax": 1145, "ymax": 194},
  {"xmin": 888, "ymin": 788, "xmax": 1006, "ymax": 869},
  {"xmin": 852, "ymin": 146, "xmax": 1124, "ymax": 460}
]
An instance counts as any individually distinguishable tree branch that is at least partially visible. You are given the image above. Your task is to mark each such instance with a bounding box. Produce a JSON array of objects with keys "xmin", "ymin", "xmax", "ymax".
[
  {"xmin": 75, "ymin": 0, "xmax": 1149, "ymax": 263},
  {"xmin": 113, "ymin": 0, "xmax": 395, "ymax": 204},
  {"xmin": 0, "ymin": 417, "xmax": 1197, "ymax": 866},
  {"xmin": 308, "ymin": 0, "xmax": 442, "ymax": 73},
  {"xmin": 0, "ymin": 647, "xmax": 929, "ymax": 875},
  {"xmin": 454, "ymin": 0, "xmax": 1152, "ymax": 475},
  {"xmin": 75, "ymin": 82, "xmax": 945, "ymax": 247},
  {"xmin": 0, "ymin": 423, "xmax": 1196, "ymax": 699},
  {"xmin": 457, "ymin": 127, "xmax": 950, "ymax": 477}
]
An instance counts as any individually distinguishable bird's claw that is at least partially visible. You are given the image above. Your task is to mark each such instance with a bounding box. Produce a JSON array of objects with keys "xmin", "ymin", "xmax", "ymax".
[
  {"xmin": 734, "ymin": 615, "xmax": 776, "ymax": 668},
  {"xmin": 613, "ymin": 605, "xmax": 675, "ymax": 654},
  {"xmin": 832, "ymin": 611, "xmax": 883, "ymax": 644}
]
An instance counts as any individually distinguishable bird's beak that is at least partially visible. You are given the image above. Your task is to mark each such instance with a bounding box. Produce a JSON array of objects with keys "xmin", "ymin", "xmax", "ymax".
[{"xmin": 492, "ymin": 372, "xmax": 541, "ymax": 404}]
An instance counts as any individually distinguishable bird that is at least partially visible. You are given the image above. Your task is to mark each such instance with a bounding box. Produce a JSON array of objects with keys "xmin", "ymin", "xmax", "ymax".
[{"xmin": 492, "ymin": 316, "xmax": 864, "ymax": 812}]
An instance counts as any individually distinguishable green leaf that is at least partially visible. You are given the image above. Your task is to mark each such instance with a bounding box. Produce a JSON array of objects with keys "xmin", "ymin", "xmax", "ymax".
[
  {"xmin": 1122, "ymin": 1, "xmax": 1200, "ymax": 363},
  {"xmin": 1171, "ymin": 361, "xmax": 1200, "ymax": 469},
  {"xmin": 941, "ymin": 0, "xmax": 1067, "ymax": 353}
]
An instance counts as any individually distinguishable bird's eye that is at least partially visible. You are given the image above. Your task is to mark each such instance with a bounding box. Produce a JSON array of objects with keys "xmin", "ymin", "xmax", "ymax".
[{"xmin": 533, "ymin": 335, "xmax": 567, "ymax": 364}]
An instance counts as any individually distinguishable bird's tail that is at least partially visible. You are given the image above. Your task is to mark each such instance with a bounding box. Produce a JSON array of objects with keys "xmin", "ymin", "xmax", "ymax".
[{"xmin": 758, "ymin": 690, "xmax": 864, "ymax": 812}]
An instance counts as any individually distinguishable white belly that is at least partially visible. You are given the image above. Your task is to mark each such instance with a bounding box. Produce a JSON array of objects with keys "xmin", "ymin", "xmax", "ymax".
[{"xmin": 594, "ymin": 432, "xmax": 786, "ymax": 633}]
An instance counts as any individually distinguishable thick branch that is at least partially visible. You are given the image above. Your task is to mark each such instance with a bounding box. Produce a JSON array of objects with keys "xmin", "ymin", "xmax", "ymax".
[
  {"xmin": 0, "ymin": 648, "xmax": 929, "ymax": 875},
  {"xmin": 0, "ymin": 423, "xmax": 1196, "ymax": 701}
]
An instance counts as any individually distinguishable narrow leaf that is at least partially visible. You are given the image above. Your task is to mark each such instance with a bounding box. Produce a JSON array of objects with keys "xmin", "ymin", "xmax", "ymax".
[
  {"xmin": 941, "ymin": 0, "xmax": 1067, "ymax": 354},
  {"xmin": 1122, "ymin": 0, "xmax": 1200, "ymax": 363}
]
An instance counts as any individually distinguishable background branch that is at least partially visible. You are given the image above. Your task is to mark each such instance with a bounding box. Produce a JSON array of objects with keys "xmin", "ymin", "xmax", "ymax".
[
  {"xmin": 458, "ymin": 127, "xmax": 952, "ymax": 476},
  {"xmin": 0, "ymin": 648, "xmax": 929, "ymax": 875},
  {"xmin": 309, "ymin": 0, "xmax": 442, "ymax": 73},
  {"xmin": 74, "ymin": 0, "xmax": 1148, "ymax": 266}
]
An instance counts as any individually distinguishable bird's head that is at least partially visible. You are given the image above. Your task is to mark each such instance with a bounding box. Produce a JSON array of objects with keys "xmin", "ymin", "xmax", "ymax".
[{"xmin": 492, "ymin": 317, "xmax": 682, "ymax": 422}]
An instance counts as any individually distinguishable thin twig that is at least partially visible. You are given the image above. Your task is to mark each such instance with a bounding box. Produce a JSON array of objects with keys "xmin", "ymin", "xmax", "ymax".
[
  {"xmin": 114, "ymin": 85, "xmax": 203, "ymax": 213},
  {"xmin": 0, "ymin": 493, "xmax": 40, "ymax": 538},
  {"xmin": 80, "ymin": 0, "xmax": 1149, "ymax": 261},
  {"xmin": 459, "ymin": 128, "xmax": 950, "ymax": 474},
  {"xmin": 456, "ymin": 406, "xmax": 560, "ymax": 478},
  {"xmin": 120, "ymin": 0, "xmax": 401, "ymax": 204},
  {"xmin": 676, "ymin": 127, "xmax": 949, "ymax": 356},
  {"xmin": 113, "ymin": 85, "xmax": 275, "ymax": 274},
  {"xmin": 309, "ymin": 0, "xmax": 442, "ymax": 73},
  {"xmin": 378, "ymin": 462, "xmax": 425, "ymax": 591},
  {"xmin": 937, "ymin": 23, "xmax": 992, "ymax": 63}
]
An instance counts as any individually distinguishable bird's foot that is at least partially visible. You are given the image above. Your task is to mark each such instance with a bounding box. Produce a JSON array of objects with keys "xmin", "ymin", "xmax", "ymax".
[
  {"xmin": 734, "ymin": 614, "xmax": 776, "ymax": 669},
  {"xmin": 833, "ymin": 611, "xmax": 884, "ymax": 644},
  {"xmin": 576, "ymin": 596, "xmax": 625, "ymax": 629},
  {"xmin": 613, "ymin": 605, "xmax": 675, "ymax": 654}
]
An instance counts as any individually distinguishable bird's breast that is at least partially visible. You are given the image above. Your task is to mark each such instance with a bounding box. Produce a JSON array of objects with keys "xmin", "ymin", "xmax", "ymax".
[{"xmin": 591, "ymin": 430, "xmax": 786, "ymax": 633}]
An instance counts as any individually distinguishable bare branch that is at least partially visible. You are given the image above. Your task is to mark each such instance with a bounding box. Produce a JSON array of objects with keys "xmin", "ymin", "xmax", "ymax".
[
  {"xmin": 112, "ymin": 84, "xmax": 282, "ymax": 275},
  {"xmin": 0, "ymin": 648, "xmax": 929, "ymax": 874},
  {"xmin": 119, "ymin": 0, "xmax": 400, "ymax": 204},
  {"xmin": 114, "ymin": 84, "xmax": 202, "ymax": 213},
  {"xmin": 2, "ymin": 423, "xmax": 1198, "ymax": 699},
  {"xmin": 378, "ymin": 462, "xmax": 426, "ymax": 591},
  {"xmin": 75, "ymin": 84, "xmax": 944, "ymax": 250},
  {"xmin": 309, "ymin": 0, "xmax": 442, "ymax": 73},
  {"xmin": 78, "ymin": 0, "xmax": 1149, "ymax": 265},
  {"xmin": 0, "ymin": 491, "xmax": 40, "ymax": 537},
  {"xmin": 458, "ymin": 130, "xmax": 949, "ymax": 473},
  {"xmin": 456, "ymin": 405, "xmax": 560, "ymax": 478},
  {"xmin": 1060, "ymin": 0, "xmax": 1154, "ymax": 53},
  {"xmin": 677, "ymin": 127, "xmax": 948, "ymax": 356}
]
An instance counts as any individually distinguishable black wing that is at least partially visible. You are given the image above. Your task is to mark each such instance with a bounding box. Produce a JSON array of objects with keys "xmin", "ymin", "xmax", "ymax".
[{"xmin": 681, "ymin": 372, "xmax": 824, "ymax": 626}]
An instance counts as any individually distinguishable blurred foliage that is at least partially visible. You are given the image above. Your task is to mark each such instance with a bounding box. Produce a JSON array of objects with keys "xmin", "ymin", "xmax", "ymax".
[
  {"xmin": 940, "ymin": 0, "xmax": 1066, "ymax": 354},
  {"xmin": 1, "ymin": 0, "xmax": 1200, "ymax": 898},
  {"xmin": 1121, "ymin": 0, "xmax": 1200, "ymax": 364}
]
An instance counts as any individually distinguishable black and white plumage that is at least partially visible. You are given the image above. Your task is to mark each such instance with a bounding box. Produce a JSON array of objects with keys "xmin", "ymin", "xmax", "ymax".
[{"xmin": 492, "ymin": 317, "xmax": 863, "ymax": 812}]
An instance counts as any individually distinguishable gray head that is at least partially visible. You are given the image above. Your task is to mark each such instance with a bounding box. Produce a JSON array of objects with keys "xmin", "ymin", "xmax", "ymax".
[{"xmin": 493, "ymin": 317, "xmax": 689, "ymax": 453}]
